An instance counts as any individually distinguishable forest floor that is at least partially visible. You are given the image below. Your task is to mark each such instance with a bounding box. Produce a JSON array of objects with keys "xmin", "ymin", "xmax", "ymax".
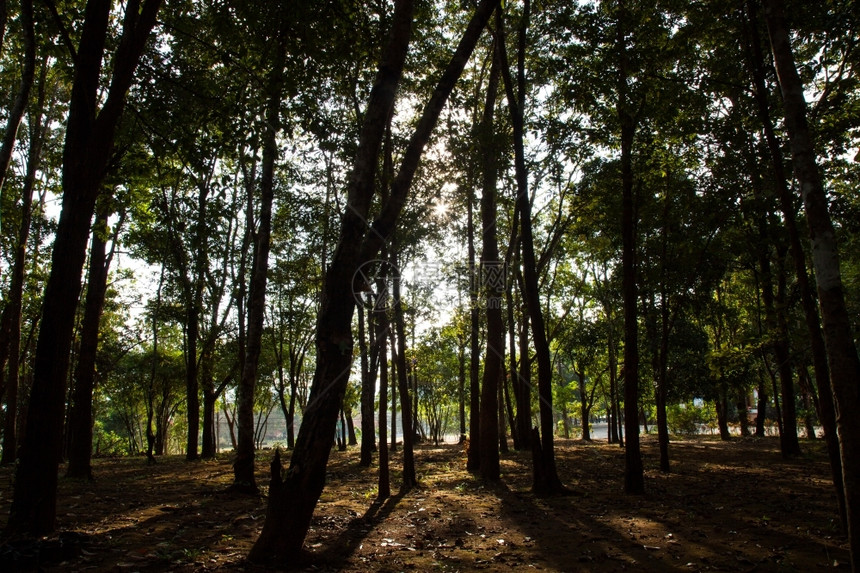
[{"xmin": 0, "ymin": 435, "xmax": 849, "ymax": 572}]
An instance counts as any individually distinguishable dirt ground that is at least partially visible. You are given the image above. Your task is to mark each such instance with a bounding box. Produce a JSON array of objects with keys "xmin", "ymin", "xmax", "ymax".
[{"xmin": 0, "ymin": 435, "xmax": 849, "ymax": 572}]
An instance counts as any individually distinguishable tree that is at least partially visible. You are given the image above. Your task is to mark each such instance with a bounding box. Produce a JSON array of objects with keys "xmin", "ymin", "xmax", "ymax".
[
  {"xmin": 231, "ymin": 2, "xmax": 289, "ymax": 494},
  {"xmin": 477, "ymin": 37, "xmax": 502, "ymax": 483},
  {"xmin": 0, "ymin": 0, "xmax": 34, "ymax": 202},
  {"xmin": 0, "ymin": 48, "xmax": 57, "ymax": 466},
  {"xmin": 65, "ymin": 202, "xmax": 120, "ymax": 478},
  {"xmin": 249, "ymin": 0, "xmax": 500, "ymax": 562},
  {"xmin": 761, "ymin": 0, "xmax": 860, "ymax": 565},
  {"xmin": 497, "ymin": 1, "xmax": 565, "ymax": 493},
  {"xmin": 7, "ymin": 0, "xmax": 163, "ymax": 536},
  {"xmin": 391, "ymin": 250, "xmax": 417, "ymax": 489},
  {"xmin": 742, "ymin": 0, "xmax": 843, "ymax": 521}
]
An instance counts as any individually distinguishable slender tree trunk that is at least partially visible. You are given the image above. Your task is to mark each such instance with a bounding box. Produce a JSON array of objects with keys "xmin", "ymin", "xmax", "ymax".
[
  {"xmin": 579, "ymin": 373, "xmax": 591, "ymax": 441},
  {"xmin": 249, "ymin": 2, "xmax": 498, "ymax": 560},
  {"xmin": 608, "ymin": 316, "xmax": 620, "ymax": 444},
  {"xmin": 498, "ymin": 368, "xmax": 508, "ymax": 453},
  {"xmin": 477, "ymin": 38, "xmax": 502, "ymax": 483},
  {"xmin": 6, "ymin": 0, "xmax": 163, "ymax": 536},
  {"xmin": 0, "ymin": 0, "xmax": 34, "ymax": 196},
  {"xmin": 232, "ymin": 18, "xmax": 284, "ymax": 493},
  {"xmin": 744, "ymin": 0, "xmax": 844, "ymax": 524},
  {"xmin": 185, "ymin": 303, "xmax": 200, "ymax": 460},
  {"xmin": 377, "ymin": 290, "xmax": 391, "ymax": 500},
  {"xmin": 737, "ymin": 392, "xmax": 751, "ymax": 437},
  {"xmin": 774, "ymin": 249, "xmax": 801, "ymax": 455},
  {"xmin": 392, "ymin": 252, "xmax": 416, "ymax": 489},
  {"xmin": 466, "ymin": 167, "xmax": 481, "ymax": 471},
  {"xmin": 498, "ymin": 3, "xmax": 563, "ymax": 493},
  {"xmin": 201, "ymin": 354, "xmax": 217, "ymax": 459},
  {"xmin": 716, "ymin": 387, "xmax": 731, "ymax": 440},
  {"xmin": 798, "ymin": 367, "xmax": 817, "ymax": 439},
  {"xmin": 457, "ymin": 329, "xmax": 467, "ymax": 443},
  {"xmin": 763, "ymin": 1, "xmax": 860, "ymax": 564},
  {"xmin": 505, "ymin": 262, "xmax": 521, "ymax": 449},
  {"xmin": 66, "ymin": 206, "xmax": 114, "ymax": 479},
  {"xmin": 359, "ymin": 299, "xmax": 376, "ymax": 465},
  {"xmin": 346, "ymin": 408, "xmax": 357, "ymax": 445},
  {"xmin": 517, "ymin": 314, "xmax": 532, "ymax": 448},
  {"xmin": 617, "ymin": 0, "xmax": 644, "ymax": 495},
  {"xmin": 0, "ymin": 64, "xmax": 47, "ymax": 466},
  {"xmin": 655, "ymin": 294, "xmax": 671, "ymax": 471},
  {"xmin": 390, "ymin": 334, "xmax": 397, "ymax": 453},
  {"xmin": 756, "ymin": 377, "xmax": 768, "ymax": 436}
]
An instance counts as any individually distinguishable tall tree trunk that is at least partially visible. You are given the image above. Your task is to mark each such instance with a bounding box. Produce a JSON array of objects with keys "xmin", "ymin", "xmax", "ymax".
[
  {"xmin": 66, "ymin": 206, "xmax": 115, "ymax": 479},
  {"xmin": 505, "ymin": 258, "xmax": 521, "ymax": 449},
  {"xmin": 579, "ymin": 372, "xmax": 591, "ymax": 441},
  {"xmin": 744, "ymin": 0, "xmax": 844, "ymax": 525},
  {"xmin": 774, "ymin": 248, "xmax": 801, "ymax": 455},
  {"xmin": 617, "ymin": 0, "xmax": 644, "ymax": 495},
  {"xmin": 248, "ymin": 2, "xmax": 498, "ymax": 562},
  {"xmin": 762, "ymin": 0, "xmax": 860, "ymax": 564},
  {"xmin": 0, "ymin": 0, "xmax": 34, "ymax": 197},
  {"xmin": 392, "ymin": 251, "xmax": 417, "ymax": 489},
  {"xmin": 737, "ymin": 392, "xmax": 751, "ymax": 437},
  {"xmin": 755, "ymin": 376, "xmax": 768, "ymax": 436},
  {"xmin": 498, "ymin": 3, "xmax": 563, "ymax": 493},
  {"xmin": 376, "ymin": 287, "xmax": 391, "ymax": 500},
  {"xmin": 477, "ymin": 38, "xmax": 502, "ymax": 483},
  {"xmin": 232, "ymin": 16, "xmax": 284, "ymax": 493},
  {"xmin": 654, "ymin": 291, "xmax": 670, "ymax": 472},
  {"xmin": 466, "ymin": 146, "xmax": 481, "ymax": 472},
  {"xmin": 607, "ymin": 311, "xmax": 620, "ymax": 444},
  {"xmin": 359, "ymin": 299, "xmax": 376, "ymax": 465},
  {"xmin": 1, "ymin": 61, "xmax": 47, "ymax": 466},
  {"xmin": 250, "ymin": 2, "xmax": 498, "ymax": 560},
  {"xmin": 716, "ymin": 386, "xmax": 731, "ymax": 440},
  {"xmin": 6, "ymin": 0, "xmax": 163, "ymax": 536},
  {"xmin": 457, "ymin": 326, "xmax": 467, "ymax": 443},
  {"xmin": 201, "ymin": 357, "xmax": 217, "ymax": 459},
  {"xmin": 185, "ymin": 299, "xmax": 200, "ymax": 460},
  {"xmin": 390, "ymin": 333, "xmax": 397, "ymax": 453}
]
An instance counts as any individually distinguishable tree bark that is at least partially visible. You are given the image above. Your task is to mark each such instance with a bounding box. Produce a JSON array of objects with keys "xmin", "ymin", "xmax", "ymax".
[
  {"xmin": 6, "ymin": 0, "xmax": 162, "ymax": 536},
  {"xmin": 762, "ymin": 0, "xmax": 860, "ymax": 565}
]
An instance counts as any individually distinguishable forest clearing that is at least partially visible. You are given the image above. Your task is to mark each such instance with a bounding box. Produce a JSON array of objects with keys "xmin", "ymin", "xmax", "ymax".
[
  {"xmin": 0, "ymin": 436, "xmax": 847, "ymax": 571},
  {"xmin": 1, "ymin": 0, "xmax": 859, "ymax": 569}
]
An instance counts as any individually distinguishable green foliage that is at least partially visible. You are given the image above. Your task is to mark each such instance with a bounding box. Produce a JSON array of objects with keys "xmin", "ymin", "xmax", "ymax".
[
  {"xmin": 667, "ymin": 402, "xmax": 716, "ymax": 437},
  {"xmin": 92, "ymin": 420, "xmax": 130, "ymax": 458}
]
